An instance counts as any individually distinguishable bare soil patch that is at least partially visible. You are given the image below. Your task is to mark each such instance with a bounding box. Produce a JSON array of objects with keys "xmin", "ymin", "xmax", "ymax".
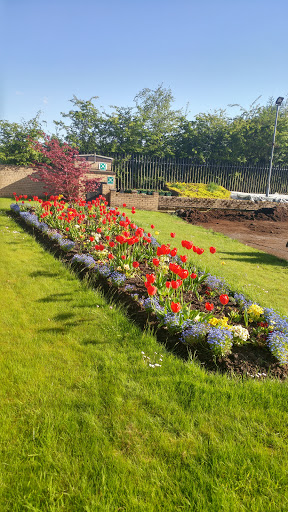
[{"xmin": 177, "ymin": 205, "xmax": 288, "ymax": 261}]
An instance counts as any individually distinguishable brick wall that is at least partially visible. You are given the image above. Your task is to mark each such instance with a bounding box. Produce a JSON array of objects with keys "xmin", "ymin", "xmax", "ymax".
[
  {"xmin": 0, "ymin": 165, "xmax": 46, "ymax": 198},
  {"xmin": 0, "ymin": 165, "xmax": 116, "ymax": 199},
  {"xmin": 108, "ymin": 190, "xmax": 159, "ymax": 211}
]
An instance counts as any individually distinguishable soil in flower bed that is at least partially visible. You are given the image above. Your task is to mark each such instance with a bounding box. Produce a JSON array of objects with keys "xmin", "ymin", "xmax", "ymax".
[
  {"xmin": 8, "ymin": 210, "xmax": 288, "ymax": 380},
  {"xmin": 176, "ymin": 205, "xmax": 288, "ymax": 261}
]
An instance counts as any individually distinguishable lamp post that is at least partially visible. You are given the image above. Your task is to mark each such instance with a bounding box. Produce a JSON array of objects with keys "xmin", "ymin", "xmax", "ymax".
[{"xmin": 266, "ymin": 96, "xmax": 284, "ymax": 197}]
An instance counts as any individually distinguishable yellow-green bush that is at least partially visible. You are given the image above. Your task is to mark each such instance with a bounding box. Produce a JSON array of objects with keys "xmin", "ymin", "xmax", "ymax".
[{"xmin": 166, "ymin": 182, "xmax": 231, "ymax": 199}]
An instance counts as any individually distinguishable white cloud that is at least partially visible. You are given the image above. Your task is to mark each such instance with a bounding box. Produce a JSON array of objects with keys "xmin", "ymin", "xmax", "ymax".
[{"xmin": 43, "ymin": 96, "xmax": 48, "ymax": 105}]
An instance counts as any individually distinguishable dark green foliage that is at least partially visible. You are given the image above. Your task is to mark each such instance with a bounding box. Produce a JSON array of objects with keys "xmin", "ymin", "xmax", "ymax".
[{"xmin": 0, "ymin": 114, "xmax": 44, "ymax": 165}]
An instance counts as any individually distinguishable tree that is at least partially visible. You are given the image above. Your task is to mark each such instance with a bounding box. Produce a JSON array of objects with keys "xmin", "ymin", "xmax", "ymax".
[
  {"xmin": 29, "ymin": 134, "xmax": 100, "ymax": 202},
  {"xmin": 100, "ymin": 106, "xmax": 144, "ymax": 154},
  {"xmin": 0, "ymin": 114, "xmax": 44, "ymax": 165},
  {"xmin": 54, "ymin": 96, "xmax": 104, "ymax": 154},
  {"xmin": 173, "ymin": 110, "xmax": 232, "ymax": 162},
  {"xmin": 134, "ymin": 84, "xmax": 184, "ymax": 156},
  {"xmin": 229, "ymin": 98, "xmax": 288, "ymax": 164},
  {"xmin": 56, "ymin": 85, "xmax": 186, "ymax": 157}
]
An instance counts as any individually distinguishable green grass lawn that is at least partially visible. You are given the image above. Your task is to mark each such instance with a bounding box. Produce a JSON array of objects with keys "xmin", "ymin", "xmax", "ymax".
[{"xmin": 1, "ymin": 198, "xmax": 288, "ymax": 511}]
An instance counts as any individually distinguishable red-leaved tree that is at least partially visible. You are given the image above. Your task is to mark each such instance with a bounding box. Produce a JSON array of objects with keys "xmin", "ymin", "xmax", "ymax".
[{"xmin": 29, "ymin": 134, "xmax": 100, "ymax": 202}]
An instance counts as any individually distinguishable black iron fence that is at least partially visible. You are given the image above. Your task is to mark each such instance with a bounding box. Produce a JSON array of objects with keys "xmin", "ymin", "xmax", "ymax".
[{"xmin": 110, "ymin": 154, "xmax": 288, "ymax": 194}]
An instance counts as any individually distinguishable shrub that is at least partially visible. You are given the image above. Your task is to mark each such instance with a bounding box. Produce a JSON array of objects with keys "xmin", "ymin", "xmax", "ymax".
[{"xmin": 166, "ymin": 182, "xmax": 231, "ymax": 199}]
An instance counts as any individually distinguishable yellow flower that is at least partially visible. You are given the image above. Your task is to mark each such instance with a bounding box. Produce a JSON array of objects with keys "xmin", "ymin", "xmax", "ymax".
[
  {"xmin": 247, "ymin": 304, "xmax": 264, "ymax": 321},
  {"xmin": 208, "ymin": 316, "xmax": 230, "ymax": 328},
  {"xmin": 208, "ymin": 317, "xmax": 219, "ymax": 326},
  {"xmin": 155, "ymin": 231, "xmax": 159, "ymax": 235}
]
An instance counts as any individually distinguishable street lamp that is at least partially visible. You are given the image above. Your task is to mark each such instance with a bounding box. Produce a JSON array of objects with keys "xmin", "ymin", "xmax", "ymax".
[{"xmin": 266, "ymin": 96, "xmax": 284, "ymax": 197}]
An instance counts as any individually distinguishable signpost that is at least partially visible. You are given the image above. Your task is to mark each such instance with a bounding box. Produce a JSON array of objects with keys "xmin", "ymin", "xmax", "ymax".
[
  {"xmin": 99, "ymin": 163, "xmax": 107, "ymax": 171},
  {"xmin": 107, "ymin": 176, "xmax": 114, "ymax": 185}
]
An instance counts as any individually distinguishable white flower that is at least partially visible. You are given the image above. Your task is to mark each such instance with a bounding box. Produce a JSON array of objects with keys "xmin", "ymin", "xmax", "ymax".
[{"xmin": 231, "ymin": 325, "xmax": 250, "ymax": 343}]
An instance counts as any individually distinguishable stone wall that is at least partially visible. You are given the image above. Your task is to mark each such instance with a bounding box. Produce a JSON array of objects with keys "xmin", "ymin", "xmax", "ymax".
[{"xmin": 158, "ymin": 196, "xmax": 276, "ymax": 211}]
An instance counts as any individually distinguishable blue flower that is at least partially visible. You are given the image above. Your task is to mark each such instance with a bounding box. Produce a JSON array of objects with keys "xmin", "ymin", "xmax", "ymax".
[
  {"xmin": 181, "ymin": 322, "xmax": 209, "ymax": 345},
  {"xmin": 264, "ymin": 309, "xmax": 288, "ymax": 334},
  {"xmin": 59, "ymin": 239, "xmax": 75, "ymax": 252},
  {"xmin": 205, "ymin": 273, "xmax": 228, "ymax": 293},
  {"xmin": 143, "ymin": 297, "xmax": 164, "ymax": 316},
  {"xmin": 96, "ymin": 264, "xmax": 111, "ymax": 277},
  {"xmin": 71, "ymin": 254, "xmax": 96, "ymax": 269},
  {"xmin": 10, "ymin": 203, "xmax": 21, "ymax": 213},
  {"xmin": 47, "ymin": 230, "xmax": 63, "ymax": 243},
  {"xmin": 19, "ymin": 211, "xmax": 41, "ymax": 229},
  {"xmin": 109, "ymin": 271, "xmax": 126, "ymax": 286},
  {"xmin": 207, "ymin": 327, "xmax": 233, "ymax": 356},
  {"xmin": 267, "ymin": 331, "xmax": 288, "ymax": 365},
  {"xmin": 233, "ymin": 293, "xmax": 253, "ymax": 311}
]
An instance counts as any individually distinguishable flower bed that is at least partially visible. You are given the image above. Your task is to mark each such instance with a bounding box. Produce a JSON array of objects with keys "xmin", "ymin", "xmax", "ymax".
[{"xmin": 10, "ymin": 193, "xmax": 288, "ymax": 379}]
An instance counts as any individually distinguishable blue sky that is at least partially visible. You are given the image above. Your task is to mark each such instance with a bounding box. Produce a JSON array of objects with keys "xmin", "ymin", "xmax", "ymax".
[{"xmin": 1, "ymin": 0, "xmax": 288, "ymax": 133}]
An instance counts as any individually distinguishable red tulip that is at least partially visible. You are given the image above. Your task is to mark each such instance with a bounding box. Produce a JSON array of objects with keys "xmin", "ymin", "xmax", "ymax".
[
  {"xmin": 165, "ymin": 281, "xmax": 171, "ymax": 288},
  {"xmin": 210, "ymin": 246, "xmax": 216, "ymax": 254},
  {"xmin": 89, "ymin": 236, "xmax": 95, "ymax": 242},
  {"xmin": 191, "ymin": 273, "xmax": 197, "ymax": 279},
  {"xmin": 146, "ymin": 274, "xmax": 156, "ymax": 284},
  {"xmin": 179, "ymin": 269, "xmax": 189, "ymax": 279},
  {"xmin": 171, "ymin": 302, "xmax": 182, "ymax": 313},
  {"xmin": 152, "ymin": 258, "xmax": 160, "ymax": 267},
  {"xmin": 108, "ymin": 253, "xmax": 114, "ymax": 260},
  {"xmin": 123, "ymin": 203, "xmax": 127, "ymax": 207},
  {"xmin": 132, "ymin": 261, "xmax": 139, "ymax": 268},
  {"xmin": 205, "ymin": 302, "xmax": 214, "ymax": 311},
  {"xmin": 151, "ymin": 224, "xmax": 155, "ymax": 229},
  {"xmin": 147, "ymin": 285, "xmax": 157, "ymax": 296},
  {"xmin": 219, "ymin": 294, "xmax": 229, "ymax": 305},
  {"xmin": 180, "ymin": 255, "xmax": 188, "ymax": 263},
  {"xmin": 170, "ymin": 232, "xmax": 176, "ymax": 238}
]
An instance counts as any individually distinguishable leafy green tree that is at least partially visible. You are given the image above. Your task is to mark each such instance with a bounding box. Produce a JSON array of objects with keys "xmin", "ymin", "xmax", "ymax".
[
  {"xmin": 229, "ymin": 98, "xmax": 288, "ymax": 164},
  {"xmin": 55, "ymin": 85, "xmax": 185, "ymax": 158},
  {"xmin": 54, "ymin": 96, "xmax": 104, "ymax": 154},
  {"xmin": 173, "ymin": 109, "xmax": 232, "ymax": 162},
  {"xmin": 100, "ymin": 106, "xmax": 144, "ymax": 154},
  {"xmin": 134, "ymin": 84, "xmax": 184, "ymax": 156},
  {"xmin": 0, "ymin": 114, "xmax": 44, "ymax": 165}
]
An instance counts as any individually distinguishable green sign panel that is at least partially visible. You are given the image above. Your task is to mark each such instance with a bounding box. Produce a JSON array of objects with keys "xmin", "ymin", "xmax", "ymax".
[
  {"xmin": 107, "ymin": 176, "xmax": 114, "ymax": 185},
  {"xmin": 99, "ymin": 162, "xmax": 107, "ymax": 171}
]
